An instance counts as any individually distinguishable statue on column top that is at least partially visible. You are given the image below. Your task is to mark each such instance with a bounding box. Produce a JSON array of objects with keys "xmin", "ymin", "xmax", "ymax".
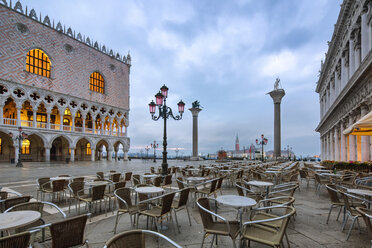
[{"xmin": 274, "ymin": 78, "xmax": 281, "ymax": 90}]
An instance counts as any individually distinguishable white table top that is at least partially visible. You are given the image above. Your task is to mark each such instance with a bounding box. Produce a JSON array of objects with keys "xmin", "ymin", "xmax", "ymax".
[
  {"xmin": 186, "ymin": 177, "xmax": 206, "ymax": 181},
  {"xmin": 0, "ymin": 211, "xmax": 41, "ymax": 231},
  {"xmin": 320, "ymin": 173, "xmax": 342, "ymax": 177},
  {"xmin": 348, "ymin": 188, "xmax": 372, "ymax": 197},
  {"xmin": 135, "ymin": 186, "xmax": 164, "ymax": 194},
  {"xmin": 265, "ymin": 170, "xmax": 281, "ymax": 174},
  {"xmin": 246, "ymin": 181, "xmax": 273, "ymax": 187},
  {"xmin": 216, "ymin": 195, "xmax": 256, "ymax": 208},
  {"xmin": 87, "ymin": 181, "xmax": 109, "ymax": 186},
  {"xmin": 50, "ymin": 176, "xmax": 71, "ymax": 181},
  {"xmin": 187, "ymin": 168, "xmax": 199, "ymax": 171},
  {"xmin": 219, "ymin": 169, "xmax": 233, "ymax": 173},
  {"xmin": 141, "ymin": 174, "xmax": 158, "ymax": 178}
]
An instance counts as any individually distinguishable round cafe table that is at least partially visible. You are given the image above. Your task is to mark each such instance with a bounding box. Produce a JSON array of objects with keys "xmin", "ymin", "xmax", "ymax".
[
  {"xmin": 186, "ymin": 177, "xmax": 207, "ymax": 184},
  {"xmin": 216, "ymin": 195, "xmax": 256, "ymax": 225},
  {"xmin": 50, "ymin": 176, "xmax": 72, "ymax": 181},
  {"xmin": 135, "ymin": 186, "xmax": 164, "ymax": 195},
  {"xmin": 246, "ymin": 180, "xmax": 273, "ymax": 198},
  {"xmin": 0, "ymin": 210, "xmax": 41, "ymax": 232},
  {"xmin": 347, "ymin": 188, "xmax": 372, "ymax": 208}
]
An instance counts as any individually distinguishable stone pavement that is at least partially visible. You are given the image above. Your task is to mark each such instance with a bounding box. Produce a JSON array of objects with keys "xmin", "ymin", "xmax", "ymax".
[{"xmin": 0, "ymin": 160, "xmax": 371, "ymax": 247}]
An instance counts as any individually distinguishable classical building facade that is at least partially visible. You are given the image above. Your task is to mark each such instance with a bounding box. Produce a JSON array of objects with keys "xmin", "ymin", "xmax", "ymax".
[
  {"xmin": 0, "ymin": 1, "xmax": 130, "ymax": 163},
  {"xmin": 316, "ymin": 0, "xmax": 372, "ymax": 162}
]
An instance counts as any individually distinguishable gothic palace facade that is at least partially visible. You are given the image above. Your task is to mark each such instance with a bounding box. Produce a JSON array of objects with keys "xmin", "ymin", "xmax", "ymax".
[
  {"xmin": 316, "ymin": 0, "xmax": 372, "ymax": 162},
  {"xmin": 0, "ymin": 1, "xmax": 130, "ymax": 163}
]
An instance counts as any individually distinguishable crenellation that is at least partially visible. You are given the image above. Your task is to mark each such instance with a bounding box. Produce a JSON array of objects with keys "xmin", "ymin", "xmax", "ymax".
[{"xmin": 0, "ymin": 0, "xmax": 131, "ymax": 64}]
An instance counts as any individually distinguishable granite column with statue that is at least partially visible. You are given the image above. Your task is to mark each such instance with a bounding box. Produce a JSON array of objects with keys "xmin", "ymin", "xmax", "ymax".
[
  {"xmin": 268, "ymin": 78, "xmax": 285, "ymax": 159},
  {"xmin": 189, "ymin": 101, "xmax": 202, "ymax": 160}
]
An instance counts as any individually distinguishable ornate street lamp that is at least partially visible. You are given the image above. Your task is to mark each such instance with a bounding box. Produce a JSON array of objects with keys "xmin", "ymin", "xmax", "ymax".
[
  {"xmin": 145, "ymin": 146, "xmax": 150, "ymax": 159},
  {"xmin": 256, "ymin": 134, "xmax": 268, "ymax": 162},
  {"xmin": 9, "ymin": 127, "xmax": 28, "ymax": 167},
  {"xmin": 151, "ymin": 140, "xmax": 159, "ymax": 163},
  {"xmin": 149, "ymin": 85, "xmax": 185, "ymax": 175}
]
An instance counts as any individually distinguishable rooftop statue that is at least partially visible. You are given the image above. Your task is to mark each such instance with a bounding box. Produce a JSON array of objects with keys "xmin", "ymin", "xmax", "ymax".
[
  {"xmin": 192, "ymin": 100, "xmax": 202, "ymax": 109},
  {"xmin": 274, "ymin": 78, "xmax": 281, "ymax": 90}
]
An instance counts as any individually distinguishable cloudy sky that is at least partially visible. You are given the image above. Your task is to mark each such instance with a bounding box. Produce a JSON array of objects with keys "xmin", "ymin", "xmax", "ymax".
[{"xmin": 20, "ymin": 0, "xmax": 341, "ymax": 157}]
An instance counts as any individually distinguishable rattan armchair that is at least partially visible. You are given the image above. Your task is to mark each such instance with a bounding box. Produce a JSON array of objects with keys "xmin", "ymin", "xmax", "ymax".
[
  {"xmin": 78, "ymin": 184, "xmax": 108, "ymax": 217},
  {"xmin": 31, "ymin": 214, "xmax": 89, "ymax": 248},
  {"xmin": 41, "ymin": 179, "xmax": 66, "ymax": 203},
  {"xmin": 68, "ymin": 181, "xmax": 86, "ymax": 214},
  {"xmin": 153, "ymin": 176, "xmax": 162, "ymax": 187},
  {"xmin": 110, "ymin": 173, "xmax": 122, "ymax": 183},
  {"xmin": 36, "ymin": 177, "xmax": 51, "ymax": 201},
  {"xmin": 124, "ymin": 172, "xmax": 133, "ymax": 183},
  {"xmin": 5, "ymin": 201, "xmax": 66, "ymax": 242},
  {"xmin": 132, "ymin": 174, "xmax": 141, "ymax": 186},
  {"xmin": 103, "ymin": 229, "xmax": 182, "ymax": 248},
  {"xmin": 161, "ymin": 174, "xmax": 173, "ymax": 189},
  {"xmin": 235, "ymin": 182, "xmax": 262, "ymax": 201},
  {"xmin": 356, "ymin": 207, "xmax": 372, "ymax": 246},
  {"xmin": 96, "ymin": 172, "xmax": 104, "ymax": 179},
  {"xmin": 113, "ymin": 187, "xmax": 142, "ymax": 234},
  {"xmin": 0, "ymin": 196, "xmax": 31, "ymax": 213},
  {"xmin": 172, "ymin": 187, "xmax": 192, "ymax": 233},
  {"xmin": 197, "ymin": 197, "xmax": 240, "ymax": 248},
  {"xmin": 0, "ymin": 231, "xmax": 34, "ymax": 248},
  {"xmin": 341, "ymin": 192, "xmax": 365, "ymax": 240},
  {"xmin": 240, "ymin": 206, "xmax": 296, "ymax": 248},
  {"xmin": 325, "ymin": 184, "xmax": 344, "ymax": 224},
  {"xmin": 194, "ymin": 178, "xmax": 218, "ymax": 199},
  {"xmin": 136, "ymin": 192, "xmax": 176, "ymax": 234}
]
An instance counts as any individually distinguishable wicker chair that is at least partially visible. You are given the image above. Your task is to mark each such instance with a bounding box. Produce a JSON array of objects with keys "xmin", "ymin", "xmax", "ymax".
[
  {"xmin": 153, "ymin": 176, "xmax": 162, "ymax": 187},
  {"xmin": 103, "ymin": 229, "xmax": 182, "ymax": 248},
  {"xmin": 341, "ymin": 192, "xmax": 364, "ymax": 240},
  {"xmin": 356, "ymin": 207, "xmax": 372, "ymax": 246},
  {"xmin": 0, "ymin": 196, "xmax": 31, "ymax": 212},
  {"xmin": 0, "ymin": 191, "xmax": 8, "ymax": 200},
  {"xmin": 110, "ymin": 173, "xmax": 122, "ymax": 183},
  {"xmin": 240, "ymin": 206, "xmax": 296, "ymax": 248},
  {"xmin": 162, "ymin": 174, "xmax": 173, "ymax": 189},
  {"xmin": 124, "ymin": 172, "xmax": 133, "ymax": 183},
  {"xmin": 172, "ymin": 188, "xmax": 192, "ymax": 233},
  {"xmin": 176, "ymin": 177, "xmax": 185, "ymax": 190},
  {"xmin": 315, "ymin": 174, "xmax": 330, "ymax": 193},
  {"xmin": 32, "ymin": 214, "xmax": 89, "ymax": 248},
  {"xmin": 0, "ymin": 231, "xmax": 32, "ymax": 248},
  {"xmin": 73, "ymin": 177, "xmax": 85, "ymax": 182},
  {"xmin": 132, "ymin": 174, "xmax": 141, "ymax": 186},
  {"xmin": 68, "ymin": 181, "xmax": 86, "ymax": 214},
  {"xmin": 325, "ymin": 184, "xmax": 344, "ymax": 224},
  {"xmin": 136, "ymin": 192, "xmax": 176, "ymax": 233},
  {"xmin": 41, "ymin": 179, "xmax": 66, "ymax": 203},
  {"xmin": 96, "ymin": 172, "xmax": 104, "ymax": 179},
  {"xmin": 36, "ymin": 177, "xmax": 51, "ymax": 201},
  {"xmin": 215, "ymin": 176, "xmax": 225, "ymax": 195},
  {"xmin": 78, "ymin": 184, "xmax": 108, "ymax": 217},
  {"xmin": 195, "ymin": 178, "xmax": 218, "ymax": 199},
  {"xmin": 113, "ymin": 188, "xmax": 143, "ymax": 234},
  {"xmin": 4, "ymin": 201, "xmax": 66, "ymax": 242},
  {"xmin": 235, "ymin": 181, "xmax": 261, "ymax": 201},
  {"xmin": 197, "ymin": 197, "xmax": 240, "ymax": 248}
]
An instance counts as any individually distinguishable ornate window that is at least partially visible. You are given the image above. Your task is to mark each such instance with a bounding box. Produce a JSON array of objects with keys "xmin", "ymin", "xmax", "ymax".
[
  {"xmin": 22, "ymin": 139, "xmax": 30, "ymax": 154},
  {"xmin": 89, "ymin": 72, "xmax": 105, "ymax": 93},
  {"xmin": 26, "ymin": 49, "xmax": 51, "ymax": 78},
  {"xmin": 86, "ymin": 143, "xmax": 92, "ymax": 155}
]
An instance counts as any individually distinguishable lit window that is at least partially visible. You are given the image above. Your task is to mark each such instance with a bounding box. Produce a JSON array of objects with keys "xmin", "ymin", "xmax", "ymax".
[
  {"xmin": 0, "ymin": 138, "xmax": 2, "ymax": 154},
  {"xmin": 22, "ymin": 139, "xmax": 30, "ymax": 154},
  {"xmin": 64, "ymin": 109, "xmax": 71, "ymax": 116},
  {"xmin": 86, "ymin": 143, "xmax": 92, "ymax": 155},
  {"xmin": 63, "ymin": 118, "xmax": 70, "ymax": 125},
  {"xmin": 26, "ymin": 49, "xmax": 51, "ymax": 78},
  {"xmin": 89, "ymin": 72, "xmax": 105, "ymax": 93}
]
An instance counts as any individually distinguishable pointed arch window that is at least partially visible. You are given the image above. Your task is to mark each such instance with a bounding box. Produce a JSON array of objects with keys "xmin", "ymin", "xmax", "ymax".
[
  {"xmin": 22, "ymin": 139, "xmax": 30, "ymax": 154},
  {"xmin": 89, "ymin": 72, "xmax": 105, "ymax": 94},
  {"xmin": 26, "ymin": 49, "xmax": 51, "ymax": 78}
]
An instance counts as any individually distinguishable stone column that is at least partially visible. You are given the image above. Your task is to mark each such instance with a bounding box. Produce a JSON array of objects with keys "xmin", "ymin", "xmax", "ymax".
[
  {"xmin": 349, "ymin": 38, "xmax": 355, "ymax": 76},
  {"xmin": 268, "ymin": 88, "xmax": 286, "ymax": 158},
  {"xmin": 334, "ymin": 127, "xmax": 340, "ymax": 161},
  {"xmin": 46, "ymin": 110, "xmax": 51, "ymax": 129},
  {"xmin": 60, "ymin": 114, "xmax": 63, "ymax": 131},
  {"xmin": 325, "ymin": 134, "xmax": 329, "ymax": 160},
  {"xmin": 114, "ymin": 146, "xmax": 119, "ymax": 161},
  {"xmin": 189, "ymin": 107, "xmax": 202, "ymax": 160},
  {"xmin": 321, "ymin": 136, "xmax": 325, "ymax": 161},
  {"xmin": 107, "ymin": 148, "xmax": 113, "ymax": 161},
  {"xmin": 340, "ymin": 123, "xmax": 347, "ymax": 161},
  {"xmin": 362, "ymin": 9, "xmax": 369, "ymax": 60},
  {"xmin": 71, "ymin": 116, "xmax": 75, "ymax": 132},
  {"xmin": 92, "ymin": 117, "xmax": 96, "ymax": 134},
  {"xmin": 0, "ymin": 105, "xmax": 3, "ymax": 126},
  {"xmin": 16, "ymin": 104, "xmax": 21, "ymax": 127},
  {"xmin": 361, "ymin": 105, "xmax": 371, "ymax": 161},
  {"xmin": 82, "ymin": 117, "xmax": 86, "ymax": 133},
  {"xmin": 45, "ymin": 147, "xmax": 50, "ymax": 162},
  {"xmin": 32, "ymin": 108, "xmax": 37, "ymax": 128},
  {"xmin": 124, "ymin": 150, "xmax": 129, "ymax": 161},
  {"xmin": 91, "ymin": 148, "xmax": 95, "ymax": 161},
  {"xmin": 70, "ymin": 148, "xmax": 75, "ymax": 162},
  {"xmin": 349, "ymin": 117, "xmax": 356, "ymax": 161}
]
